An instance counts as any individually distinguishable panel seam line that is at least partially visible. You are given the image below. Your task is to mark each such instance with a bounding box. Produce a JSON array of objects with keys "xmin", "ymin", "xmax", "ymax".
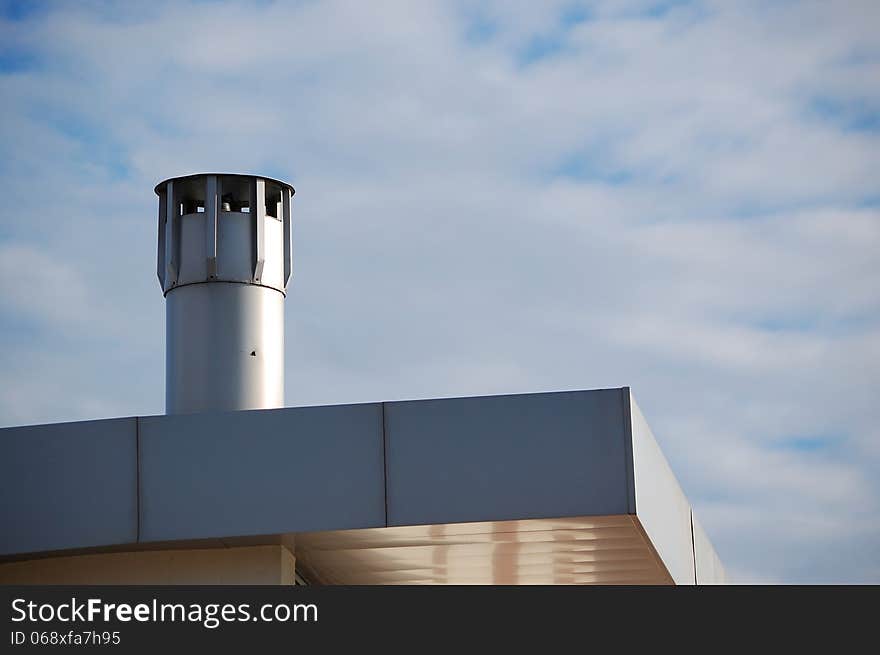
[
  {"xmin": 381, "ymin": 402, "xmax": 389, "ymax": 527},
  {"xmin": 690, "ymin": 509, "xmax": 698, "ymax": 585},
  {"xmin": 135, "ymin": 416, "xmax": 141, "ymax": 543}
]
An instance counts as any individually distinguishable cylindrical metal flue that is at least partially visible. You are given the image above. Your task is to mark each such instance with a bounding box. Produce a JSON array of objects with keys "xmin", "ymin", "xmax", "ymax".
[{"xmin": 155, "ymin": 173, "xmax": 294, "ymax": 414}]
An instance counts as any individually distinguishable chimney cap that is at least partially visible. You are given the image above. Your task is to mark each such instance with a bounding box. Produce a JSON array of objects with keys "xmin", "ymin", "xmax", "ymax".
[{"xmin": 154, "ymin": 172, "xmax": 295, "ymax": 196}]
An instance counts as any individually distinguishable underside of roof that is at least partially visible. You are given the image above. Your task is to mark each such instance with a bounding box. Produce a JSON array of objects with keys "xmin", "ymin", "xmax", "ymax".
[{"xmin": 296, "ymin": 515, "xmax": 673, "ymax": 585}]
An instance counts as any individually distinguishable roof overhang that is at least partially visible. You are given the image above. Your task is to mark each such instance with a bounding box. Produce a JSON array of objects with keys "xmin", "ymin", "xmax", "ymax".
[{"xmin": 0, "ymin": 387, "xmax": 725, "ymax": 584}]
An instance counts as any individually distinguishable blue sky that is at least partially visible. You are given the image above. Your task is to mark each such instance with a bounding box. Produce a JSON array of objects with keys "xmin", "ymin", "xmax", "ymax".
[{"xmin": 0, "ymin": 0, "xmax": 878, "ymax": 583}]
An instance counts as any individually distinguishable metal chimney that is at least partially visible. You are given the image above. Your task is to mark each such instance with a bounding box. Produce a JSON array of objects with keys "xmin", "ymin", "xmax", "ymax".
[{"xmin": 155, "ymin": 173, "xmax": 294, "ymax": 414}]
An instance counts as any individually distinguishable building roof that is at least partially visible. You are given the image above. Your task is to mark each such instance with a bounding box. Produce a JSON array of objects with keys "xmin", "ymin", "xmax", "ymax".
[{"xmin": 0, "ymin": 387, "xmax": 725, "ymax": 584}]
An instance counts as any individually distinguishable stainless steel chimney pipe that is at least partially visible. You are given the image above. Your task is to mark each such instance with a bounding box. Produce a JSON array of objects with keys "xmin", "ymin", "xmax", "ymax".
[{"xmin": 155, "ymin": 173, "xmax": 294, "ymax": 414}]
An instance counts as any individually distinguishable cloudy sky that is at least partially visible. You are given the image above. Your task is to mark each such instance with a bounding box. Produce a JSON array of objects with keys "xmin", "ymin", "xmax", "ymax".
[{"xmin": 1, "ymin": 0, "xmax": 878, "ymax": 583}]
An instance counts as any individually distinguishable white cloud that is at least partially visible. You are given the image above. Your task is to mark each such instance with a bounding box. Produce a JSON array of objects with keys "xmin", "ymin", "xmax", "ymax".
[{"xmin": 0, "ymin": 0, "xmax": 877, "ymax": 582}]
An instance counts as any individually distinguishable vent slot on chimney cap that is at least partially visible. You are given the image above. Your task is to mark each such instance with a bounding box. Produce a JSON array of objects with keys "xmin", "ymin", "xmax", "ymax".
[
  {"xmin": 175, "ymin": 176, "xmax": 206, "ymax": 216},
  {"xmin": 220, "ymin": 175, "xmax": 251, "ymax": 213},
  {"xmin": 264, "ymin": 182, "xmax": 283, "ymax": 220}
]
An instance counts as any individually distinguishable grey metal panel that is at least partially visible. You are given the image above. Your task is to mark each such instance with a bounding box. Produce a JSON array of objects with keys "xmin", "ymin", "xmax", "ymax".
[
  {"xmin": 260, "ymin": 215, "xmax": 285, "ymax": 291},
  {"xmin": 692, "ymin": 511, "xmax": 727, "ymax": 584},
  {"xmin": 628, "ymin": 392, "xmax": 696, "ymax": 585},
  {"xmin": 282, "ymin": 188, "xmax": 292, "ymax": 289},
  {"xmin": 176, "ymin": 211, "xmax": 208, "ymax": 285},
  {"xmin": 165, "ymin": 179, "xmax": 179, "ymax": 287},
  {"xmin": 0, "ymin": 418, "xmax": 137, "ymax": 556},
  {"xmin": 205, "ymin": 174, "xmax": 218, "ymax": 278},
  {"xmin": 157, "ymin": 188, "xmax": 167, "ymax": 288},
  {"xmin": 384, "ymin": 389, "xmax": 630, "ymax": 527},
  {"xmin": 138, "ymin": 403, "xmax": 386, "ymax": 542},
  {"xmin": 253, "ymin": 177, "xmax": 266, "ymax": 282}
]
